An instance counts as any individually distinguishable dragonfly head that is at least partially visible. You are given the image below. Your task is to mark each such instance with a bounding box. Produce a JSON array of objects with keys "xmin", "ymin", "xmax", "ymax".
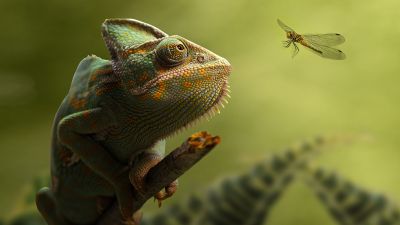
[{"xmin": 286, "ymin": 32, "xmax": 294, "ymax": 40}]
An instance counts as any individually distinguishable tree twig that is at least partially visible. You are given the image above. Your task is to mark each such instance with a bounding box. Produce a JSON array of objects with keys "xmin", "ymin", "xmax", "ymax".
[{"xmin": 96, "ymin": 131, "xmax": 220, "ymax": 225}]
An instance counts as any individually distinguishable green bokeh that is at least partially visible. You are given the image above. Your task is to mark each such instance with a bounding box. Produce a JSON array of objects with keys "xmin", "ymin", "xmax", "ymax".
[{"xmin": 1, "ymin": 0, "xmax": 399, "ymax": 224}]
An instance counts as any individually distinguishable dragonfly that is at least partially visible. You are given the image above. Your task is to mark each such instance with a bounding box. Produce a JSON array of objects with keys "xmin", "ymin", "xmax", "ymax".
[{"xmin": 277, "ymin": 19, "xmax": 346, "ymax": 60}]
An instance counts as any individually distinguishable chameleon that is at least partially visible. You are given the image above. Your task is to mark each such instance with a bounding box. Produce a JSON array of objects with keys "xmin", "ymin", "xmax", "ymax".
[
  {"xmin": 302, "ymin": 164, "xmax": 400, "ymax": 225},
  {"xmin": 35, "ymin": 18, "xmax": 231, "ymax": 225}
]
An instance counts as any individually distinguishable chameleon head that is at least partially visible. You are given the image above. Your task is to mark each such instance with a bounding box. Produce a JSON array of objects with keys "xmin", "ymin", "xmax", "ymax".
[{"xmin": 102, "ymin": 19, "xmax": 231, "ymax": 138}]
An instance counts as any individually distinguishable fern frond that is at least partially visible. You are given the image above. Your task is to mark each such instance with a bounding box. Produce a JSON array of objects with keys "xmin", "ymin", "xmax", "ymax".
[{"xmin": 302, "ymin": 165, "xmax": 400, "ymax": 225}]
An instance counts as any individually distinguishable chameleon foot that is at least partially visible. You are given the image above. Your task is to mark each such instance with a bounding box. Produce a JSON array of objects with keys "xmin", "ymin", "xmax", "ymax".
[
  {"xmin": 129, "ymin": 153, "xmax": 178, "ymax": 206},
  {"xmin": 154, "ymin": 179, "xmax": 178, "ymax": 207}
]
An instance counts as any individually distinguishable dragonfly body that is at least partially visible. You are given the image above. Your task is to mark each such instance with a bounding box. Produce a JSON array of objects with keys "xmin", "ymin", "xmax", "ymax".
[
  {"xmin": 284, "ymin": 31, "xmax": 324, "ymax": 55},
  {"xmin": 278, "ymin": 19, "xmax": 346, "ymax": 59}
]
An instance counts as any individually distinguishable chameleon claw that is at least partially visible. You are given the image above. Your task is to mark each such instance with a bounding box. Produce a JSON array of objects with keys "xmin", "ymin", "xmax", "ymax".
[
  {"xmin": 153, "ymin": 180, "xmax": 178, "ymax": 207},
  {"xmin": 152, "ymin": 195, "xmax": 163, "ymax": 208}
]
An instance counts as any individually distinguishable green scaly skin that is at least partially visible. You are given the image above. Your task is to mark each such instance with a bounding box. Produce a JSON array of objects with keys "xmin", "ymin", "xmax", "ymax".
[
  {"xmin": 140, "ymin": 137, "xmax": 329, "ymax": 225},
  {"xmin": 303, "ymin": 165, "xmax": 400, "ymax": 225},
  {"xmin": 35, "ymin": 18, "xmax": 231, "ymax": 225}
]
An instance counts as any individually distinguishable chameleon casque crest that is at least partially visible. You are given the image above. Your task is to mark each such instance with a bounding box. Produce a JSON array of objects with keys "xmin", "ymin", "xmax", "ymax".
[{"xmin": 35, "ymin": 19, "xmax": 231, "ymax": 225}]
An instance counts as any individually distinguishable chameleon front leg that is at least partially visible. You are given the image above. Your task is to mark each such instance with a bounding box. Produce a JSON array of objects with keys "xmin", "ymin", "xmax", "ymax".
[
  {"xmin": 57, "ymin": 107, "xmax": 134, "ymax": 219},
  {"xmin": 130, "ymin": 153, "xmax": 179, "ymax": 207},
  {"xmin": 129, "ymin": 140, "xmax": 178, "ymax": 207}
]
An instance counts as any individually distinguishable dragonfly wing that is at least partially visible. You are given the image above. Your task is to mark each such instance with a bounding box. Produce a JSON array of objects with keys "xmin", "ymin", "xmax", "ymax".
[
  {"xmin": 302, "ymin": 42, "xmax": 346, "ymax": 60},
  {"xmin": 277, "ymin": 19, "xmax": 295, "ymax": 32},
  {"xmin": 302, "ymin": 33, "xmax": 345, "ymax": 46}
]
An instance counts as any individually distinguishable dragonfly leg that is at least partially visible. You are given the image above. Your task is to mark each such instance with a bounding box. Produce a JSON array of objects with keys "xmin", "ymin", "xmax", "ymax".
[
  {"xmin": 292, "ymin": 43, "xmax": 299, "ymax": 58},
  {"xmin": 282, "ymin": 40, "xmax": 292, "ymax": 48}
]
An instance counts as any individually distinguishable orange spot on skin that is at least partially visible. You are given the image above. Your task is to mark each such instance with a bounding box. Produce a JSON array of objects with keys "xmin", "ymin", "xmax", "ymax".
[
  {"xmin": 70, "ymin": 97, "xmax": 87, "ymax": 110},
  {"xmin": 122, "ymin": 48, "xmax": 147, "ymax": 58},
  {"xmin": 90, "ymin": 68, "xmax": 113, "ymax": 82},
  {"xmin": 183, "ymin": 70, "xmax": 192, "ymax": 77},
  {"xmin": 198, "ymin": 68, "xmax": 206, "ymax": 75},
  {"xmin": 183, "ymin": 81, "xmax": 192, "ymax": 88},
  {"xmin": 153, "ymin": 81, "xmax": 166, "ymax": 100}
]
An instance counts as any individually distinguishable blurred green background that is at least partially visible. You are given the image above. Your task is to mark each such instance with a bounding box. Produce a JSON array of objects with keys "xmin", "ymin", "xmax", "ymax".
[{"xmin": 1, "ymin": 0, "xmax": 399, "ymax": 224}]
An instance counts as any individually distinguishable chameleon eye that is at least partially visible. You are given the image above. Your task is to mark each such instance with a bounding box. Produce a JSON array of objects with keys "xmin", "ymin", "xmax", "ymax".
[{"xmin": 156, "ymin": 38, "xmax": 188, "ymax": 67}]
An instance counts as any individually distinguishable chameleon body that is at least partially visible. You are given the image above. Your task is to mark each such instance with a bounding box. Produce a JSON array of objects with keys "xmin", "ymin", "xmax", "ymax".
[{"xmin": 35, "ymin": 19, "xmax": 231, "ymax": 225}]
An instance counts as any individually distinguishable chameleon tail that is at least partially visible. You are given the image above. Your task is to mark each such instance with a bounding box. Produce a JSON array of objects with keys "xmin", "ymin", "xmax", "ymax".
[
  {"xmin": 302, "ymin": 165, "xmax": 400, "ymax": 225},
  {"xmin": 141, "ymin": 136, "xmax": 334, "ymax": 225}
]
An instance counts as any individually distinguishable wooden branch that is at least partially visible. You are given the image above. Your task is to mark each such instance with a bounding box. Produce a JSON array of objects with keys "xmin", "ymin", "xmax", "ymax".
[{"xmin": 97, "ymin": 131, "xmax": 220, "ymax": 225}]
